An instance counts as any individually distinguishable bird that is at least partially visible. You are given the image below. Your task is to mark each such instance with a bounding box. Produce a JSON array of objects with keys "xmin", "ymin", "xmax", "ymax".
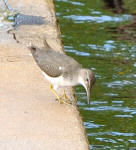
[{"xmin": 28, "ymin": 40, "xmax": 96, "ymax": 105}]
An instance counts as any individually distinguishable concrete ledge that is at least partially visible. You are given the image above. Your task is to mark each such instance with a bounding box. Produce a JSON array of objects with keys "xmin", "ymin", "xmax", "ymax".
[{"xmin": 0, "ymin": 0, "xmax": 89, "ymax": 149}]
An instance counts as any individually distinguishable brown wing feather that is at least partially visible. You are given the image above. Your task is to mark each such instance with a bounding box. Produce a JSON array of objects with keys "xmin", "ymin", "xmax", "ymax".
[
  {"xmin": 39, "ymin": 63, "xmax": 62, "ymax": 77},
  {"xmin": 29, "ymin": 45, "xmax": 81, "ymax": 78}
]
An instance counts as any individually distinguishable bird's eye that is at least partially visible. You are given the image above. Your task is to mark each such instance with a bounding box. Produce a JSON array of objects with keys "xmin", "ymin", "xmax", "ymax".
[{"xmin": 86, "ymin": 78, "xmax": 89, "ymax": 82}]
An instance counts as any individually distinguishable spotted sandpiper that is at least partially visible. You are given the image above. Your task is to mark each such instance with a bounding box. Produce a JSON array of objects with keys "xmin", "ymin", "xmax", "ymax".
[{"xmin": 29, "ymin": 40, "xmax": 96, "ymax": 105}]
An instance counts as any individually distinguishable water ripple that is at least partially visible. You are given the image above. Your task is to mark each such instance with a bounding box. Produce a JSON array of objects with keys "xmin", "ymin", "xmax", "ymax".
[
  {"xmin": 112, "ymin": 101, "xmax": 124, "ymax": 104},
  {"xmin": 56, "ymin": 0, "xmax": 84, "ymax": 6},
  {"xmin": 64, "ymin": 14, "xmax": 132, "ymax": 23},
  {"xmin": 64, "ymin": 46, "xmax": 90, "ymax": 56},
  {"xmin": 88, "ymin": 131, "xmax": 135, "ymax": 137},
  {"xmin": 91, "ymin": 101, "xmax": 108, "ymax": 105},
  {"xmin": 90, "ymin": 145, "xmax": 111, "ymax": 149},
  {"xmin": 104, "ymin": 93, "xmax": 119, "ymax": 97},
  {"xmin": 105, "ymin": 80, "xmax": 134, "ymax": 88},
  {"xmin": 84, "ymin": 121, "xmax": 105, "ymax": 129},
  {"xmin": 84, "ymin": 106, "xmax": 136, "ymax": 114},
  {"xmin": 71, "ymin": 1, "xmax": 84, "ymax": 6},
  {"xmin": 96, "ymin": 137, "xmax": 117, "ymax": 143},
  {"xmin": 129, "ymin": 139, "xmax": 136, "ymax": 144},
  {"xmin": 88, "ymin": 43, "xmax": 115, "ymax": 52},
  {"xmin": 115, "ymin": 115, "xmax": 133, "ymax": 118},
  {"xmin": 90, "ymin": 9, "xmax": 101, "ymax": 15}
]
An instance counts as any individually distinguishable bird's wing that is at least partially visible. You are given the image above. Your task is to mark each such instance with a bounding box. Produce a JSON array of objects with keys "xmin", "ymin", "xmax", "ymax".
[
  {"xmin": 37, "ymin": 54, "xmax": 81, "ymax": 78},
  {"xmin": 38, "ymin": 59, "xmax": 63, "ymax": 77},
  {"xmin": 30, "ymin": 47, "xmax": 81, "ymax": 77}
]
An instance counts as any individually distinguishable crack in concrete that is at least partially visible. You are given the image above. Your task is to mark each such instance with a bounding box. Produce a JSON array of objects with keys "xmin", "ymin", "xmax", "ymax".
[{"xmin": 7, "ymin": 29, "xmax": 19, "ymax": 43}]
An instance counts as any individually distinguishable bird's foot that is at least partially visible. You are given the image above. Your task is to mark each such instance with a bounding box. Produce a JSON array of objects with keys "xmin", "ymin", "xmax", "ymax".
[
  {"xmin": 49, "ymin": 84, "xmax": 71, "ymax": 105},
  {"xmin": 59, "ymin": 91, "xmax": 72, "ymax": 105},
  {"xmin": 60, "ymin": 90, "xmax": 69, "ymax": 100},
  {"xmin": 57, "ymin": 98, "xmax": 71, "ymax": 105}
]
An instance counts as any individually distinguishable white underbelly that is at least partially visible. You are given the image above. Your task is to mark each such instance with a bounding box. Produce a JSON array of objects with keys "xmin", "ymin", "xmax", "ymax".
[{"xmin": 42, "ymin": 71, "xmax": 77, "ymax": 88}]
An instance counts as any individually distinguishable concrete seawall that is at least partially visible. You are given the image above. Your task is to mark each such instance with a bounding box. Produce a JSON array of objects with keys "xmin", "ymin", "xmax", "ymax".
[{"xmin": 0, "ymin": 0, "xmax": 89, "ymax": 149}]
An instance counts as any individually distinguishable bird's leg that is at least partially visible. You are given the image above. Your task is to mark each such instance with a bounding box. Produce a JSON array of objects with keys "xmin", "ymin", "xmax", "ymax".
[
  {"xmin": 60, "ymin": 90, "xmax": 72, "ymax": 104},
  {"xmin": 49, "ymin": 84, "xmax": 69, "ymax": 104},
  {"xmin": 49, "ymin": 84, "xmax": 61, "ymax": 104},
  {"xmin": 60, "ymin": 90, "xmax": 69, "ymax": 100}
]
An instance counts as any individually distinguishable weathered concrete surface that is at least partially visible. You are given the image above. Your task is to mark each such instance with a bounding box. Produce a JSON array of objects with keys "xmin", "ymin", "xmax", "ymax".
[{"xmin": 0, "ymin": 0, "xmax": 89, "ymax": 150}]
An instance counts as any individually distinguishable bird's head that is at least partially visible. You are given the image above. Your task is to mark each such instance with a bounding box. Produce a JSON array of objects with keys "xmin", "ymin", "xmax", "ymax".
[{"xmin": 79, "ymin": 69, "xmax": 96, "ymax": 105}]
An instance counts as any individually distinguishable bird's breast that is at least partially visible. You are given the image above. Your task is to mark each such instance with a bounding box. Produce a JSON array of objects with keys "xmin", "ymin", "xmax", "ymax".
[{"xmin": 42, "ymin": 71, "xmax": 78, "ymax": 87}]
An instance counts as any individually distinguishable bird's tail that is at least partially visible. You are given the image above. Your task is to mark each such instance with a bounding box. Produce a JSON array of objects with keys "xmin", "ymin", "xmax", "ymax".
[{"xmin": 27, "ymin": 43, "xmax": 37, "ymax": 56}]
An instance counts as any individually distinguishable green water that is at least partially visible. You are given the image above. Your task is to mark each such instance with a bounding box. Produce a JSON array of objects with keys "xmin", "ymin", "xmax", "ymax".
[{"xmin": 55, "ymin": 0, "xmax": 136, "ymax": 149}]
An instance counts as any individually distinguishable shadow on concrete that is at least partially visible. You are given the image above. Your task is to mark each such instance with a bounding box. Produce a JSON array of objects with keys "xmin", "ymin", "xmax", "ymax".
[{"xmin": 14, "ymin": 13, "xmax": 46, "ymax": 28}]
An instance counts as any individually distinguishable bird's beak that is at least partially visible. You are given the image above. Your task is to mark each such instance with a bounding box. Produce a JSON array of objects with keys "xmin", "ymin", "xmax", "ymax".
[
  {"xmin": 85, "ymin": 79, "xmax": 96, "ymax": 105},
  {"xmin": 86, "ymin": 84, "xmax": 91, "ymax": 105}
]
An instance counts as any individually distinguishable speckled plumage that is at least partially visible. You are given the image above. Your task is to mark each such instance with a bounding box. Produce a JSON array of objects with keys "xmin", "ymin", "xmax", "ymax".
[{"xmin": 29, "ymin": 41, "xmax": 81, "ymax": 83}]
